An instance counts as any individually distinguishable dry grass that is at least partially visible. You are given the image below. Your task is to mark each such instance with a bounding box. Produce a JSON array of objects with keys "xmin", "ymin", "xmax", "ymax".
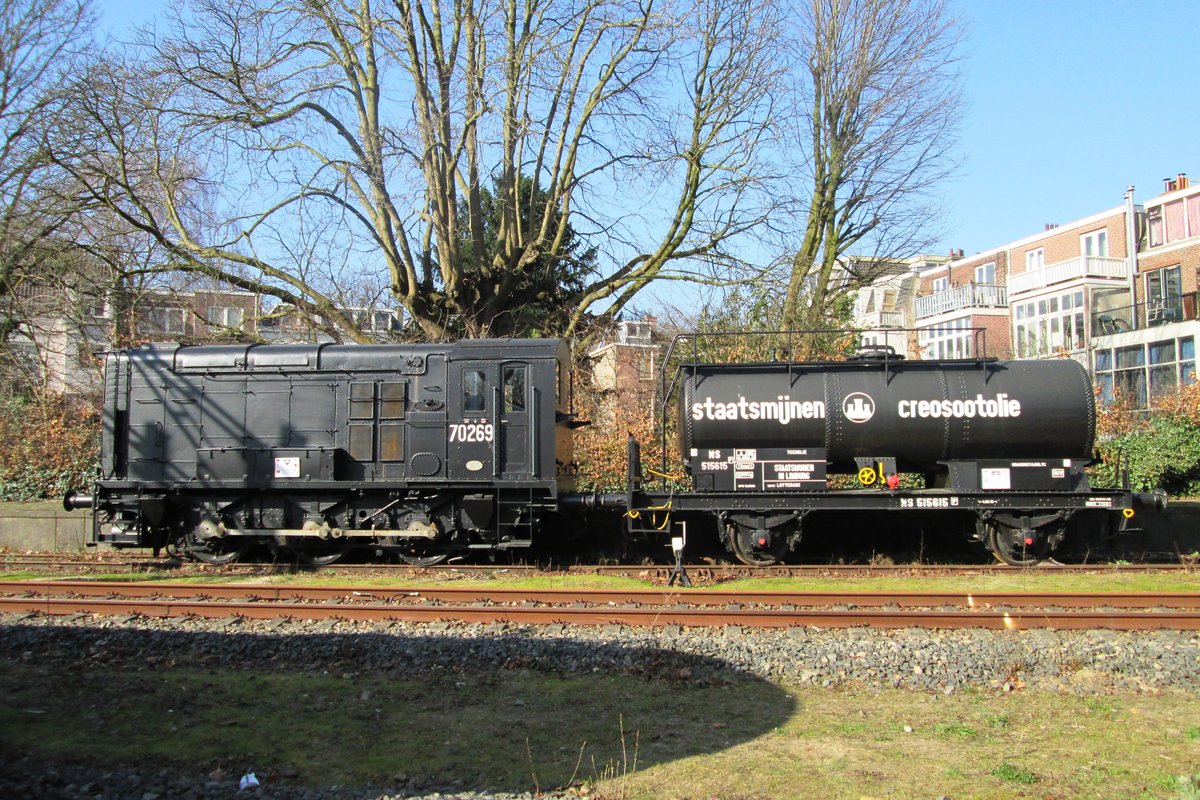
[{"xmin": 0, "ymin": 658, "xmax": 1197, "ymax": 799}]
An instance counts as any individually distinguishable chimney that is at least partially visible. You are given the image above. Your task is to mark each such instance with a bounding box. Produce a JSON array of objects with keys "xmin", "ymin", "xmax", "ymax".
[
  {"xmin": 948, "ymin": 248, "xmax": 963, "ymax": 260},
  {"xmin": 1165, "ymin": 177, "xmax": 1178, "ymax": 192},
  {"xmin": 1044, "ymin": 223, "xmax": 1058, "ymax": 231},
  {"xmin": 1179, "ymin": 173, "xmax": 1190, "ymax": 190}
]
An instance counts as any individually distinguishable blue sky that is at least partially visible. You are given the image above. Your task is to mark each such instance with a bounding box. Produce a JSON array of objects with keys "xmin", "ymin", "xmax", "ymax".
[
  {"xmin": 96, "ymin": 0, "xmax": 1198, "ymax": 261},
  {"xmin": 937, "ymin": 0, "xmax": 1198, "ymax": 256}
]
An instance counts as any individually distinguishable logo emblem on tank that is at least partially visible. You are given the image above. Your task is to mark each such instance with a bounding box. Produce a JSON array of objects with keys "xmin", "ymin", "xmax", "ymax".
[{"xmin": 842, "ymin": 392, "xmax": 875, "ymax": 423}]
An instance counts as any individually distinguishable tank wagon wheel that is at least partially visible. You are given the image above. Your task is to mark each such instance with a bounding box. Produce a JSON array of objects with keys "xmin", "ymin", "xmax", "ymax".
[
  {"xmin": 725, "ymin": 521, "xmax": 792, "ymax": 567},
  {"xmin": 982, "ymin": 518, "xmax": 1051, "ymax": 567}
]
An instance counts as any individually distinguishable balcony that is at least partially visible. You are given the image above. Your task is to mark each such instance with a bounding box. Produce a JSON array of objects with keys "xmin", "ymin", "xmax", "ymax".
[
  {"xmin": 857, "ymin": 309, "xmax": 905, "ymax": 328},
  {"xmin": 913, "ymin": 283, "xmax": 1006, "ymax": 320},
  {"xmin": 1008, "ymin": 256, "xmax": 1128, "ymax": 295},
  {"xmin": 1092, "ymin": 292, "xmax": 1199, "ymax": 336}
]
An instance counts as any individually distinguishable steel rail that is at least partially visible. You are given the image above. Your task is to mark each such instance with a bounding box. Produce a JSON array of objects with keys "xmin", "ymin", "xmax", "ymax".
[
  {"xmin": 2, "ymin": 555, "xmax": 1195, "ymax": 577},
  {"xmin": 1, "ymin": 595, "xmax": 1198, "ymax": 630},
  {"xmin": 3, "ymin": 581, "xmax": 1200, "ymax": 610}
]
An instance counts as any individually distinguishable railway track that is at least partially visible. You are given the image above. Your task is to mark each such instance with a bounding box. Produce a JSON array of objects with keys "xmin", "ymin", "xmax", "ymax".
[
  {"xmin": 2, "ymin": 552, "xmax": 1195, "ymax": 580},
  {"xmin": 2, "ymin": 580, "xmax": 1198, "ymax": 630}
]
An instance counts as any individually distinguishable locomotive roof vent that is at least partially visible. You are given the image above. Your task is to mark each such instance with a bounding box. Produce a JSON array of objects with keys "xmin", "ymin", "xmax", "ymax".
[{"xmin": 847, "ymin": 343, "xmax": 904, "ymax": 361}]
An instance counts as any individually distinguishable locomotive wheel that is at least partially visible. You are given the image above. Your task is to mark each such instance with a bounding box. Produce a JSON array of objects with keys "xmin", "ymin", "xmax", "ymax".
[
  {"xmin": 181, "ymin": 518, "xmax": 250, "ymax": 565},
  {"xmin": 293, "ymin": 544, "xmax": 350, "ymax": 567},
  {"xmin": 727, "ymin": 524, "xmax": 790, "ymax": 567},
  {"xmin": 381, "ymin": 510, "xmax": 455, "ymax": 565},
  {"xmin": 396, "ymin": 550, "xmax": 450, "ymax": 567},
  {"xmin": 381, "ymin": 535, "xmax": 451, "ymax": 566},
  {"xmin": 183, "ymin": 537, "xmax": 250, "ymax": 565}
]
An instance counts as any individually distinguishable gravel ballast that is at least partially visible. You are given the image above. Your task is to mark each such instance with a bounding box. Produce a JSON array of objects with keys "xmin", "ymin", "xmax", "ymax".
[{"xmin": 2, "ymin": 612, "xmax": 1197, "ymax": 799}]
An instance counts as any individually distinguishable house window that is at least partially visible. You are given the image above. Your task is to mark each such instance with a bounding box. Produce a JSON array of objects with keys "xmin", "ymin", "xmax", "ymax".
[
  {"xmin": 918, "ymin": 317, "xmax": 972, "ymax": 359},
  {"xmin": 1012, "ymin": 288, "xmax": 1086, "ymax": 356},
  {"xmin": 974, "ymin": 262, "xmax": 995, "ymax": 285},
  {"xmin": 1081, "ymin": 230, "xmax": 1108, "ymax": 258},
  {"xmin": 1146, "ymin": 199, "xmax": 1194, "ymax": 247},
  {"xmin": 1148, "ymin": 207, "xmax": 1164, "ymax": 247},
  {"xmin": 372, "ymin": 311, "xmax": 397, "ymax": 332},
  {"xmin": 1094, "ymin": 336, "xmax": 1196, "ymax": 408},
  {"xmin": 1145, "ymin": 266, "xmax": 1183, "ymax": 325},
  {"xmin": 84, "ymin": 295, "xmax": 110, "ymax": 320},
  {"xmin": 932, "ymin": 276, "xmax": 949, "ymax": 294},
  {"xmin": 881, "ymin": 289, "xmax": 898, "ymax": 312},
  {"xmin": 1165, "ymin": 200, "xmax": 1186, "ymax": 243},
  {"xmin": 1025, "ymin": 248, "xmax": 1045, "ymax": 272},
  {"xmin": 207, "ymin": 306, "xmax": 244, "ymax": 328},
  {"xmin": 154, "ymin": 307, "xmax": 185, "ymax": 334}
]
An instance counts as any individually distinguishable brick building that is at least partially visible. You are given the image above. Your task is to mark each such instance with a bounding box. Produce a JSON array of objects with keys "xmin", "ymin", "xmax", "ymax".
[
  {"xmin": 912, "ymin": 247, "xmax": 1012, "ymax": 359},
  {"xmin": 1091, "ymin": 174, "xmax": 1200, "ymax": 405},
  {"xmin": 587, "ymin": 318, "xmax": 660, "ymax": 418},
  {"xmin": 852, "ymin": 172, "xmax": 1200, "ymax": 407}
]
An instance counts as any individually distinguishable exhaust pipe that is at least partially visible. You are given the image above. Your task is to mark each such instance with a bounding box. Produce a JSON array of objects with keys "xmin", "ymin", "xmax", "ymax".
[{"xmin": 63, "ymin": 491, "xmax": 94, "ymax": 511}]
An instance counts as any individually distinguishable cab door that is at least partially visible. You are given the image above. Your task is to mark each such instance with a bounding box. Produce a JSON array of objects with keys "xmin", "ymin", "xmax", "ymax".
[
  {"xmin": 447, "ymin": 362, "xmax": 496, "ymax": 481},
  {"xmin": 499, "ymin": 363, "xmax": 530, "ymax": 478}
]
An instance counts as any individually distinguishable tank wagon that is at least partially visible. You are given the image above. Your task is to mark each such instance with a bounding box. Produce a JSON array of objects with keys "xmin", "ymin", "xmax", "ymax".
[
  {"xmin": 651, "ymin": 349, "xmax": 1135, "ymax": 565},
  {"xmin": 67, "ymin": 335, "xmax": 1148, "ymax": 566}
]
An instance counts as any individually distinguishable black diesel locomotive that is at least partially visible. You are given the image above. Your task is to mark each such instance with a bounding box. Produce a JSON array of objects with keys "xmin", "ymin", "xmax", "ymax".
[
  {"xmin": 68, "ymin": 339, "xmax": 576, "ymax": 565},
  {"xmin": 66, "ymin": 336, "xmax": 1146, "ymax": 566}
]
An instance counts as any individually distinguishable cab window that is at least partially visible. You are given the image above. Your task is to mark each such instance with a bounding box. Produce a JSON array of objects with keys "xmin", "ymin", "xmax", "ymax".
[
  {"xmin": 503, "ymin": 366, "xmax": 526, "ymax": 412},
  {"xmin": 463, "ymin": 369, "xmax": 486, "ymax": 413}
]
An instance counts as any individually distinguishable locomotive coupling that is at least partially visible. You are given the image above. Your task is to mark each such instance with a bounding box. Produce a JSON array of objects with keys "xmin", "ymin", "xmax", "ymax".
[
  {"xmin": 558, "ymin": 493, "xmax": 628, "ymax": 511},
  {"xmin": 63, "ymin": 491, "xmax": 94, "ymax": 511}
]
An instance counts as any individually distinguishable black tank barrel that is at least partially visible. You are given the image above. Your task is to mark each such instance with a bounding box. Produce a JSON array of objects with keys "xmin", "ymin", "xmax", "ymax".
[{"xmin": 679, "ymin": 358, "xmax": 1095, "ymax": 474}]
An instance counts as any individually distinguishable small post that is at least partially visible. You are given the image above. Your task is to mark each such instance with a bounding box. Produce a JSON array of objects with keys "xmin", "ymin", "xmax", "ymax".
[{"xmin": 667, "ymin": 522, "xmax": 691, "ymax": 588}]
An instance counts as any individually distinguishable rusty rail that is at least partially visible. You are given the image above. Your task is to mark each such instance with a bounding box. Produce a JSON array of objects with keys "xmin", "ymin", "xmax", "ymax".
[
  {"xmin": 2, "ymin": 581, "xmax": 1199, "ymax": 630},
  {"xmin": 3, "ymin": 580, "xmax": 1200, "ymax": 609}
]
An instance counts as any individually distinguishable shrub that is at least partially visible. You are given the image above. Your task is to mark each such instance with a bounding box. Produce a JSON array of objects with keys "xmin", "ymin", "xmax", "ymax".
[
  {"xmin": 1091, "ymin": 382, "xmax": 1200, "ymax": 495},
  {"xmin": 0, "ymin": 394, "xmax": 101, "ymax": 501}
]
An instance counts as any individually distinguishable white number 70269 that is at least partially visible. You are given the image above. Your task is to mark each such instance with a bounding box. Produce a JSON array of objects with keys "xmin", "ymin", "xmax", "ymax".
[{"xmin": 449, "ymin": 423, "xmax": 494, "ymax": 443}]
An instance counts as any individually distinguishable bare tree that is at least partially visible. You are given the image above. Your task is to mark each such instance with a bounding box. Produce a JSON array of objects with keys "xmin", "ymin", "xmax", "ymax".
[
  {"xmin": 0, "ymin": 0, "xmax": 93, "ymax": 332},
  {"xmin": 51, "ymin": 0, "xmax": 787, "ymax": 345},
  {"xmin": 778, "ymin": 0, "xmax": 963, "ymax": 339},
  {"xmin": 0, "ymin": 0, "xmax": 101, "ymax": 396}
]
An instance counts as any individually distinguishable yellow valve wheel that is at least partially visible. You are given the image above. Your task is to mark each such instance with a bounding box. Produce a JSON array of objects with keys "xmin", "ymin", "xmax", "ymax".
[{"xmin": 858, "ymin": 466, "xmax": 877, "ymax": 485}]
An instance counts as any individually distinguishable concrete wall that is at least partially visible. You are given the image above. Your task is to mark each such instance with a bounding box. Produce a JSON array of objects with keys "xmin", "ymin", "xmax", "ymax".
[{"xmin": 0, "ymin": 502, "xmax": 91, "ymax": 552}]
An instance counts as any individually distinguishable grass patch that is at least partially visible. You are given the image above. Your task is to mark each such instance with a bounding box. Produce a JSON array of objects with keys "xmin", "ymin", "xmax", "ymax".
[
  {"xmin": 1, "ymin": 658, "xmax": 1197, "ymax": 799},
  {"xmin": 991, "ymin": 762, "xmax": 1038, "ymax": 784},
  {"xmin": 722, "ymin": 572, "xmax": 1200, "ymax": 593},
  {"xmin": 933, "ymin": 721, "xmax": 979, "ymax": 739}
]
